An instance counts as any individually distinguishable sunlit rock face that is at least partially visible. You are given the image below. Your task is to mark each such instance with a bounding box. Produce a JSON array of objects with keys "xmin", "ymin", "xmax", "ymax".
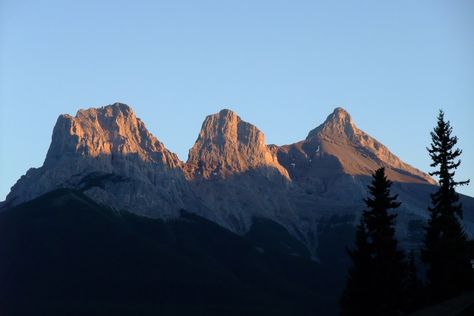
[
  {"xmin": 45, "ymin": 103, "xmax": 182, "ymax": 166},
  {"xmin": 278, "ymin": 107, "xmax": 434, "ymax": 185},
  {"xmin": 277, "ymin": 107, "xmax": 435, "ymax": 213},
  {"xmin": 184, "ymin": 109, "xmax": 293, "ymax": 233},
  {"xmin": 185, "ymin": 109, "xmax": 289, "ymax": 180},
  {"xmin": 5, "ymin": 103, "xmax": 190, "ymax": 217}
]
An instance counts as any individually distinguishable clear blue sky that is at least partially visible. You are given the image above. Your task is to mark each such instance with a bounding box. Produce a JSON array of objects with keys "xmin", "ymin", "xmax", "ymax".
[{"xmin": 1, "ymin": 0, "xmax": 473, "ymax": 199}]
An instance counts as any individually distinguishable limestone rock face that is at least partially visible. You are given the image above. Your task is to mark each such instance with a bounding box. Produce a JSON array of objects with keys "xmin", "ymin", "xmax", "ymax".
[
  {"xmin": 186, "ymin": 109, "xmax": 289, "ymax": 180},
  {"xmin": 45, "ymin": 103, "xmax": 182, "ymax": 167},
  {"xmin": 310, "ymin": 107, "xmax": 434, "ymax": 183},
  {"xmin": 278, "ymin": 107, "xmax": 435, "ymax": 185},
  {"xmin": 5, "ymin": 103, "xmax": 189, "ymax": 217},
  {"xmin": 185, "ymin": 109, "xmax": 292, "ymax": 232}
]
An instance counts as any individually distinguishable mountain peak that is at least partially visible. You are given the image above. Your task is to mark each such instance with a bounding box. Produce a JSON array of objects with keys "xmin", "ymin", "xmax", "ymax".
[
  {"xmin": 327, "ymin": 107, "xmax": 352, "ymax": 123},
  {"xmin": 218, "ymin": 108, "xmax": 237, "ymax": 116},
  {"xmin": 75, "ymin": 102, "xmax": 135, "ymax": 120},
  {"xmin": 6, "ymin": 103, "xmax": 187, "ymax": 214},
  {"xmin": 212, "ymin": 108, "xmax": 240, "ymax": 127},
  {"xmin": 186, "ymin": 110, "xmax": 289, "ymax": 180},
  {"xmin": 306, "ymin": 107, "xmax": 356, "ymax": 140},
  {"xmin": 297, "ymin": 107, "xmax": 436, "ymax": 185},
  {"xmin": 45, "ymin": 103, "xmax": 180, "ymax": 166}
]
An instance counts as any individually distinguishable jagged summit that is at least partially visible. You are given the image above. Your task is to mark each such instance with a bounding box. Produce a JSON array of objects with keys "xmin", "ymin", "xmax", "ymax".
[
  {"xmin": 5, "ymin": 102, "xmax": 187, "ymax": 214},
  {"xmin": 185, "ymin": 109, "xmax": 289, "ymax": 180},
  {"xmin": 46, "ymin": 102, "xmax": 181, "ymax": 167},
  {"xmin": 218, "ymin": 108, "xmax": 237, "ymax": 116},
  {"xmin": 279, "ymin": 107, "xmax": 435, "ymax": 185},
  {"xmin": 325, "ymin": 107, "xmax": 352, "ymax": 123},
  {"xmin": 323, "ymin": 107, "xmax": 354, "ymax": 129},
  {"xmin": 307, "ymin": 107, "xmax": 357, "ymax": 141},
  {"xmin": 70, "ymin": 102, "xmax": 135, "ymax": 125},
  {"xmin": 77, "ymin": 102, "xmax": 134, "ymax": 116}
]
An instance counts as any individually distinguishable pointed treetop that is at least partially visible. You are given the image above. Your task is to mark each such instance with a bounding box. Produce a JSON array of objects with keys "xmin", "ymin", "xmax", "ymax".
[{"xmin": 427, "ymin": 109, "xmax": 469, "ymax": 188}]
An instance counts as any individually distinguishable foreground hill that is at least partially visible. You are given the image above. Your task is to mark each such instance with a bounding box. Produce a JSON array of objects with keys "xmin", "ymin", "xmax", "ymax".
[{"xmin": 0, "ymin": 189, "xmax": 345, "ymax": 316}]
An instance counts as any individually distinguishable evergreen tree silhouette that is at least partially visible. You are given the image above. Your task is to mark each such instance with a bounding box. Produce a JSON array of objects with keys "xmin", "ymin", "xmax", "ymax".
[
  {"xmin": 341, "ymin": 167, "xmax": 405, "ymax": 316},
  {"xmin": 340, "ymin": 221, "xmax": 372, "ymax": 316},
  {"xmin": 403, "ymin": 250, "xmax": 424, "ymax": 312},
  {"xmin": 422, "ymin": 110, "xmax": 472, "ymax": 302}
]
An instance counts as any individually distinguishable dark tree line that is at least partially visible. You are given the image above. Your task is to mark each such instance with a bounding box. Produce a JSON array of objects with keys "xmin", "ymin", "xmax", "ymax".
[{"xmin": 340, "ymin": 110, "xmax": 472, "ymax": 315}]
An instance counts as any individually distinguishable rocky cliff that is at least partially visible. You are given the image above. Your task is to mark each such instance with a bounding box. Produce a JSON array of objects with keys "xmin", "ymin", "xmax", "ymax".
[
  {"xmin": 184, "ymin": 109, "xmax": 293, "ymax": 232},
  {"xmin": 4, "ymin": 103, "xmax": 190, "ymax": 217},
  {"xmin": 185, "ymin": 109, "xmax": 289, "ymax": 180}
]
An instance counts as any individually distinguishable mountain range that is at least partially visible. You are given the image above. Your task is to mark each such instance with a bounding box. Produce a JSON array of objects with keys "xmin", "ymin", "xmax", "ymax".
[
  {"xmin": 1, "ymin": 103, "xmax": 473, "ymax": 315},
  {"xmin": 3, "ymin": 103, "xmax": 474, "ymax": 255}
]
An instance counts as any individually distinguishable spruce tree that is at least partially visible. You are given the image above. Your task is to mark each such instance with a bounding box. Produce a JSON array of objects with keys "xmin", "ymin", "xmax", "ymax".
[
  {"xmin": 341, "ymin": 167, "xmax": 406, "ymax": 316},
  {"xmin": 340, "ymin": 222, "xmax": 372, "ymax": 316},
  {"xmin": 422, "ymin": 110, "xmax": 472, "ymax": 302},
  {"xmin": 403, "ymin": 250, "xmax": 423, "ymax": 312}
]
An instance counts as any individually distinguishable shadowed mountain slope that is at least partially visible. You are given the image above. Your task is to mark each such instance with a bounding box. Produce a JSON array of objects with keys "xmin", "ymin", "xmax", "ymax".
[{"xmin": 0, "ymin": 189, "xmax": 343, "ymax": 316}]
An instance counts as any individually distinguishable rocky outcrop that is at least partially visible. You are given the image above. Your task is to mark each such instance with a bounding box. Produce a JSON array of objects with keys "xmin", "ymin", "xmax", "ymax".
[
  {"xmin": 4, "ymin": 103, "xmax": 190, "ymax": 217},
  {"xmin": 184, "ymin": 109, "xmax": 293, "ymax": 232},
  {"xmin": 45, "ymin": 103, "xmax": 182, "ymax": 167},
  {"xmin": 185, "ymin": 109, "xmax": 289, "ymax": 180},
  {"xmin": 278, "ymin": 107, "xmax": 435, "ymax": 185}
]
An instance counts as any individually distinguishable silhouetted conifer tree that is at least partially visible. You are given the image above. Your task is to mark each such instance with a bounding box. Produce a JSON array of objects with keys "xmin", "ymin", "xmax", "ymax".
[
  {"xmin": 341, "ymin": 167, "xmax": 406, "ymax": 316},
  {"xmin": 340, "ymin": 221, "xmax": 372, "ymax": 316},
  {"xmin": 403, "ymin": 250, "xmax": 424, "ymax": 312},
  {"xmin": 422, "ymin": 110, "xmax": 472, "ymax": 302}
]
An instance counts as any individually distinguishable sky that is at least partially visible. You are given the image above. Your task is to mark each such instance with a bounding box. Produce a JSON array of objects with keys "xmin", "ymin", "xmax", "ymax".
[{"xmin": 1, "ymin": 0, "xmax": 473, "ymax": 199}]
